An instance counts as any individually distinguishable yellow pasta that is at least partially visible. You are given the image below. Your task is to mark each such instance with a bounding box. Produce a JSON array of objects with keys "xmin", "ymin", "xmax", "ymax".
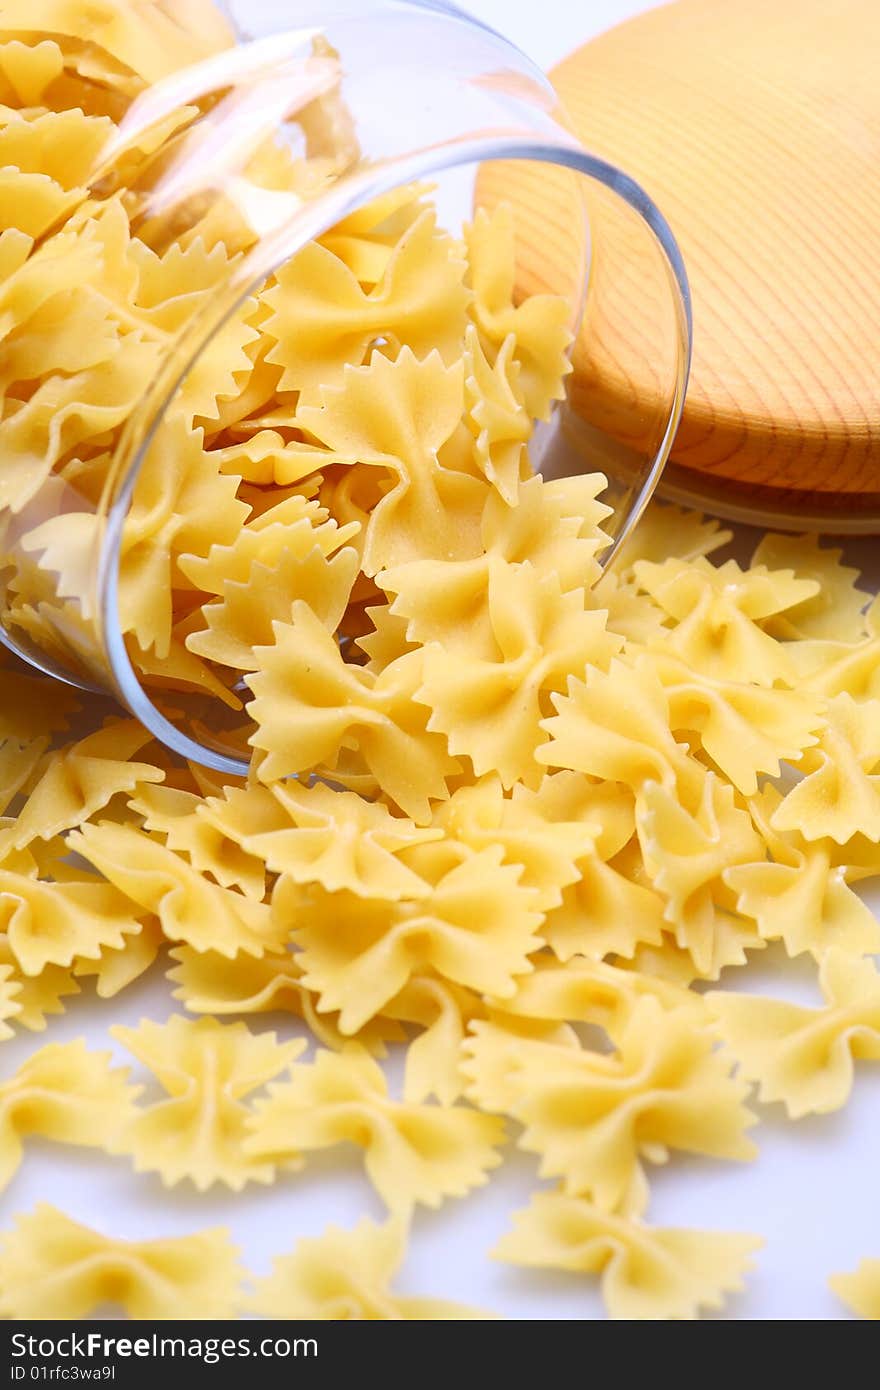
[
  {"xmin": 248, "ymin": 1216, "xmax": 491, "ymax": 1320},
  {"xmin": 0, "ymin": 965, "xmax": 21, "ymax": 1041},
  {"xmin": 770, "ymin": 693, "xmax": 880, "ymax": 844},
  {"xmin": 634, "ymin": 556, "xmax": 819, "ymax": 685},
  {"xmin": 416, "ymin": 560, "xmax": 620, "ymax": 788},
  {"xmin": 264, "ymin": 210, "xmax": 472, "ymax": 403},
  {"xmin": 495, "ymin": 1192, "xmax": 761, "ymax": 1320},
  {"xmin": 707, "ymin": 950, "xmax": 880, "ymax": 1118},
  {"xmin": 245, "ymin": 1044, "xmax": 506, "ymax": 1213},
  {"xmin": 0, "ymin": 1204, "xmax": 241, "ymax": 1320},
  {"xmin": 110, "ymin": 1015, "xmax": 304, "ymax": 1190},
  {"xmin": 0, "ymin": 1039, "xmax": 136, "ymax": 1188},
  {"xmin": 202, "ymin": 778, "xmax": 440, "ymax": 900},
  {"xmin": 71, "ymin": 821, "xmax": 284, "ymax": 958},
  {"xmin": 636, "ymin": 772, "xmax": 765, "ymax": 977},
  {"xmin": 248, "ymin": 609, "xmax": 461, "ymax": 821},
  {"xmin": 464, "ymin": 999, "xmax": 756, "ymax": 1210},
  {"xmin": 724, "ymin": 786, "xmax": 880, "ymax": 958},
  {"xmin": 643, "ymin": 650, "xmax": 823, "ymax": 796},
  {"xmin": 1, "ymin": 0, "xmax": 880, "ymax": 1322},
  {"xmin": 280, "ymin": 845, "xmax": 542, "ymax": 1034}
]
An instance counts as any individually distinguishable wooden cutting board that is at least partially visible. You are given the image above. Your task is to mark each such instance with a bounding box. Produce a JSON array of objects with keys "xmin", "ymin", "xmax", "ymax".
[{"xmin": 478, "ymin": 0, "xmax": 880, "ymax": 527}]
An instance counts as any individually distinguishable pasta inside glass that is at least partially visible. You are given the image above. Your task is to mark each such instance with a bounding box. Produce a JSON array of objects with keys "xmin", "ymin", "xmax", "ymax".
[{"xmin": 0, "ymin": 0, "xmax": 691, "ymax": 772}]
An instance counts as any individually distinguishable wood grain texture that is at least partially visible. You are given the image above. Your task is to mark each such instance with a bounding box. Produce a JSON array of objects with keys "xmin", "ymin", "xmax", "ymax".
[{"xmin": 478, "ymin": 0, "xmax": 880, "ymax": 515}]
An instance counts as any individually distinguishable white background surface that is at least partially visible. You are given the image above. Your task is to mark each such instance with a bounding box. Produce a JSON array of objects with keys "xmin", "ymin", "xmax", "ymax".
[{"xmin": 4, "ymin": 0, "xmax": 880, "ymax": 1321}]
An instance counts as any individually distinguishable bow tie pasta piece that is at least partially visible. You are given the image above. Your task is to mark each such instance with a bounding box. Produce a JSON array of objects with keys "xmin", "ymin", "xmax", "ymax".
[
  {"xmin": 184, "ymin": 530, "xmax": 359, "ymax": 673},
  {"xmin": 0, "ymin": 870, "xmax": 149, "ymax": 977},
  {"xmin": 751, "ymin": 533, "xmax": 872, "ymax": 643},
  {"xmin": 278, "ymin": 845, "xmax": 543, "ymax": 1035},
  {"xmin": 636, "ymin": 773, "xmax": 765, "ymax": 978},
  {"xmin": 127, "ymin": 235, "xmax": 243, "ymax": 336},
  {"xmin": 202, "ymin": 779, "xmax": 440, "ymax": 900},
  {"xmin": 244, "ymin": 1044, "xmax": 505, "ymax": 1213},
  {"xmin": 465, "ymin": 205, "xmax": 572, "ymax": 421},
  {"xmin": 464, "ymin": 1000, "xmax": 756, "ymax": 1210},
  {"xmin": 724, "ymin": 787, "xmax": 880, "ymax": 959},
  {"xmin": 0, "ymin": 1204, "xmax": 241, "ymax": 1320},
  {"xmin": 379, "ymin": 473, "xmax": 611, "ymax": 654},
  {"xmin": 0, "ymin": 720, "xmax": 164, "ymax": 859},
  {"xmin": 416, "ymin": 561, "xmax": 621, "ymax": 789},
  {"xmin": 507, "ymin": 773, "xmax": 666, "ymax": 963},
  {"xmin": 519, "ymin": 770, "xmax": 636, "ymax": 848},
  {"xmin": 166, "ymin": 945, "xmax": 405, "ymax": 1056},
  {"xmin": 0, "ymin": 1038, "xmax": 137, "ymax": 1190},
  {"xmin": 247, "ymin": 607, "xmax": 460, "ymax": 822},
  {"xmin": 787, "ymin": 595, "xmax": 880, "ymax": 703},
  {"xmin": 179, "ymin": 492, "xmax": 359, "ymax": 594},
  {"xmin": 634, "ymin": 557, "xmax": 819, "ymax": 686},
  {"xmin": 707, "ymin": 949, "xmax": 880, "ymax": 1119},
  {"xmin": 642, "ymin": 651, "xmax": 824, "ymax": 796},
  {"xmin": 770, "ymin": 693, "xmax": 880, "ymax": 845},
  {"xmin": 0, "ymin": 167, "xmax": 83, "ymax": 241},
  {"xmin": 434, "ymin": 776, "xmax": 596, "ymax": 912},
  {"xmin": 71, "ymin": 821, "xmax": 285, "ymax": 958},
  {"xmin": 376, "ymin": 474, "xmax": 613, "ymax": 668},
  {"xmin": 830, "ymin": 1260, "xmax": 880, "ymax": 1320},
  {"xmin": 494, "ymin": 1192, "xmax": 761, "ymax": 1320},
  {"xmin": 485, "ymin": 474, "xmax": 611, "ymax": 585},
  {"xmin": 110, "ymin": 1015, "xmax": 304, "ymax": 1191},
  {"xmin": 174, "ymin": 296, "xmax": 263, "ymax": 430},
  {"xmin": 537, "ymin": 659, "xmax": 702, "ymax": 802},
  {"xmin": 263, "ymin": 209, "xmax": 471, "ymax": 404},
  {"xmin": 490, "ymin": 956, "xmax": 706, "ymax": 1041},
  {"xmin": 129, "ymin": 783, "xmax": 268, "ymax": 901},
  {"xmin": 248, "ymin": 1216, "xmax": 493, "ymax": 1320},
  {"xmin": 298, "ymin": 349, "xmax": 490, "ymax": 577}
]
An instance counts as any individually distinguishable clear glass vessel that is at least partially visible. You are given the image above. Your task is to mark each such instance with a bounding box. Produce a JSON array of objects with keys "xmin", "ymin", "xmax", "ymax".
[{"xmin": 0, "ymin": 0, "xmax": 691, "ymax": 773}]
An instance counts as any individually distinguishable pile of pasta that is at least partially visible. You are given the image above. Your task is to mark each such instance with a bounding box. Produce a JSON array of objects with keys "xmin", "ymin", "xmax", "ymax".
[{"xmin": 1, "ymin": 0, "xmax": 880, "ymax": 1321}]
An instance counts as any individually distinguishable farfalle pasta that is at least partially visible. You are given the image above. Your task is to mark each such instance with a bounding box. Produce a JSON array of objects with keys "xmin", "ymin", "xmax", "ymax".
[
  {"xmin": 464, "ymin": 998, "xmax": 756, "ymax": 1210},
  {"xmin": 0, "ymin": 1205, "xmax": 242, "ymax": 1320},
  {"xmin": 72, "ymin": 820, "xmax": 284, "ymax": 958},
  {"xmin": 724, "ymin": 786, "xmax": 880, "ymax": 959},
  {"xmin": 248, "ymin": 1216, "xmax": 490, "ymax": 1320},
  {"xmin": 0, "ymin": 1039, "xmax": 136, "ymax": 1189},
  {"xmin": 636, "ymin": 772, "xmax": 765, "ymax": 977},
  {"xmin": 0, "ymin": 0, "xmax": 878, "ymax": 1323},
  {"xmin": 110, "ymin": 1015, "xmax": 304, "ymax": 1190},
  {"xmin": 278, "ymin": 844, "xmax": 543, "ymax": 1033},
  {"xmin": 245, "ymin": 1044, "xmax": 505, "ymax": 1213},
  {"xmin": 495, "ymin": 1192, "xmax": 761, "ymax": 1320},
  {"xmin": 707, "ymin": 949, "xmax": 880, "ymax": 1118}
]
